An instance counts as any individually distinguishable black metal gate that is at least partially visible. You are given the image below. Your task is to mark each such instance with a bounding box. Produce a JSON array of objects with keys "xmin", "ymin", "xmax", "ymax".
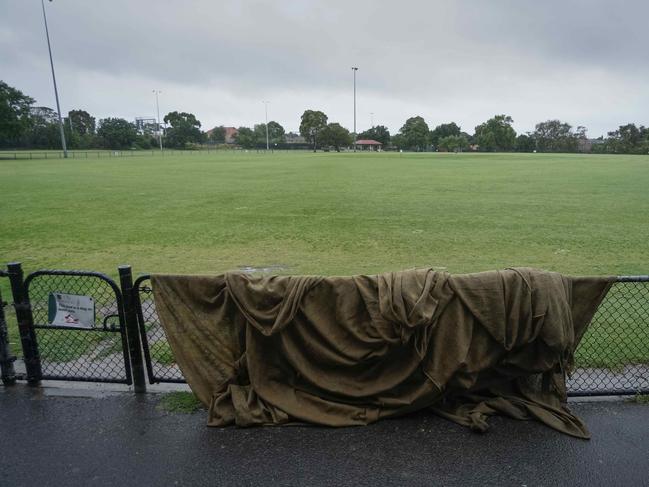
[{"xmin": 17, "ymin": 267, "xmax": 132, "ymax": 384}]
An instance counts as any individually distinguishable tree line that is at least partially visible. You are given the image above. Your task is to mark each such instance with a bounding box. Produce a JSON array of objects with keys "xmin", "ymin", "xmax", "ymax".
[{"xmin": 2, "ymin": 80, "xmax": 648, "ymax": 154}]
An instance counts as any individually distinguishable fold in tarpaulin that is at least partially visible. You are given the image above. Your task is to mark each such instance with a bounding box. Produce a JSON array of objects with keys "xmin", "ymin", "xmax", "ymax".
[{"xmin": 151, "ymin": 268, "xmax": 614, "ymax": 438}]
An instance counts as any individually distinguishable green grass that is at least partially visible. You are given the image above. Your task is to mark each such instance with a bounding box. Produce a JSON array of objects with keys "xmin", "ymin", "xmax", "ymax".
[
  {"xmin": 157, "ymin": 391, "xmax": 203, "ymax": 413},
  {"xmin": 36, "ymin": 329, "xmax": 106, "ymax": 362},
  {"xmin": 1, "ymin": 151, "xmax": 648, "ymax": 367},
  {"xmin": 630, "ymin": 394, "xmax": 649, "ymax": 404},
  {"xmin": 150, "ymin": 340, "xmax": 175, "ymax": 365}
]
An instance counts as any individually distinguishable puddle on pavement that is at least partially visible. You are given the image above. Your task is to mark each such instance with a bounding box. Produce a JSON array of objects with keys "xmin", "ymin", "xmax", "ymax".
[{"xmin": 237, "ymin": 264, "xmax": 292, "ymax": 274}]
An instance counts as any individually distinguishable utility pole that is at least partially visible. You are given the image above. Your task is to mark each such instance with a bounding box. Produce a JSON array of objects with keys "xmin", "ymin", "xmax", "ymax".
[
  {"xmin": 262, "ymin": 101, "xmax": 270, "ymax": 150},
  {"xmin": 153, "ymin": 90, "xmax": 163, "ymax": 151},
  {"xmin": 352, "ymin": 67, "xmax": 358, "ymax": 152},
  {"xmin": 41, "ymin": 0, "xmax": 67, "ymax": 158}
]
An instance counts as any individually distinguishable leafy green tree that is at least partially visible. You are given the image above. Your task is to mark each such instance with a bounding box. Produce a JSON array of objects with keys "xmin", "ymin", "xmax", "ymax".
[
  {"xmin": 604, "ymin": 124, "xmax": 649, "ymax": 154},
  {"xmin": 299, "ymin": 109, "xmax": 328, "ymax": 151},
  {"xmin": 474, "ymin": 115, "xmax": 517, "ymax": 152},
  {"xmin": 97, "ymin": 117, "xmax": 137, "ymax": 149},
  {"xmin": 267, "ymin": 121, "xmax": 285, "ymax": 144},
  {"xmin": 0, "ymin": 80, "xmax": 35, "ymax": 148},
  {"xmin": 398, "ymin": 116, "xmax": 430, "ymax": 151},
  {"xmin": 67, "ymin": 109, "xmax": 95, "ymax": 135},
  {"xmin": 390, "ymin": 133, "xmax": 405, "ymax": 149},
  {"xmin": 253, "ymin": 121, "xmax": 285, "ymax": 146},
  {"xmin": 163, "ymin": 111, "xmax": 203, "ymax": 148},
  {"xmin": 320, "ymin": 123, "xmax": 352, "ymax": 151},
  {"xmin": 208, "ymin": 126, "xmax": 226, "ymax": 144},
  {"xmin": 235, "ymin": 126, "xmax": 258, "ymax": 149},
  {"xmin": 437, "ymin": 134, "xmax": 468, "ymax": 152},
  {"xmin": 21, "ymin": 106, "xmax": 59, "ymax": 149},
  {"xmin": 357, "ymin": 125, "xmax": 391, "ymax": 146},
  {"xmin": 533, "ymin": 120, "xmax": 578, "ymax": 152},
  {"xmin": 515, "ymin": 133, "xmax": 536, "ymax": 152},
  {"xmin": 430, "ymin": 122, "xmax": 461, "ymax": 148}
]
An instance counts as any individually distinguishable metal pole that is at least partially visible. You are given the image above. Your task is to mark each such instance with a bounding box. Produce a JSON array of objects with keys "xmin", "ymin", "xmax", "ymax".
[
  {"xmin": 7, "ymin": 263, "xmax": 41, "ymax": 384},
  {"xmin": 41, "ymin": 0, "xmax": 67, "ymax": 158},
  {"xmin": 370, "ymin": 112, "xmax": 374, "ymax": 127},
  {"xmin": 352, "ymin": 67, "xmax": 358, "ymax": 152},
  {"xmin": 118, "ymin": 266, "xmax": 146, "ymax": 393},
  {"xmin": 153, "ymin": 90, "xmax": 163, "ymax": 151},
  {"xmin": 0, "ymin": 286, "xmax": 17, "ymax": 385},
  {"xmin": 263, "ymin": 101, "xmax": 270, "ymax": 150}
]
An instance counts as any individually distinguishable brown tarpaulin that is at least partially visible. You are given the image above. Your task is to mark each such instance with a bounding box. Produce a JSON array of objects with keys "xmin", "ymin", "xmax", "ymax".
[{"xmin": 151, "ymin": 268, "xmax": 613, "ymax": 438}]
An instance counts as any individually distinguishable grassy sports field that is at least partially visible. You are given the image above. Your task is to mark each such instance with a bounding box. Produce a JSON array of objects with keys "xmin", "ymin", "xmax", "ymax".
[{"xmin": 1, "ymin": 151, "xmax": 648, "ymax": 367}]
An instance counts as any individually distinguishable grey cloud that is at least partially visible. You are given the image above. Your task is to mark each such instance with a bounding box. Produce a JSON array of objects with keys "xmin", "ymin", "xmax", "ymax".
[{"xmin": 1, "ymin": 0, "xmax": 648, "ymax": 136}]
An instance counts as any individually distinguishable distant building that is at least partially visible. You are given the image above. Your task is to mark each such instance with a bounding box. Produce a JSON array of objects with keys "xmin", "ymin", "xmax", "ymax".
[
  {"xmin": 224, "ymin": 127, "xmax": 238, "ymax": 144},
  {"xmin": 354, "ymin": 139, "xmax": 382, "ymax": 151},
  {"xmin": 285, "ymin": 132, "xmax": 306, "ymax": 144}
]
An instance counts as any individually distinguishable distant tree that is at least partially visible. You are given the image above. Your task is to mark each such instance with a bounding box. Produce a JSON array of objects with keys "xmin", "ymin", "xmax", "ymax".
[
  {"xmin": 430, "ymin": 122, "xmax": 461, "ymax": 148},
  {"xmin": 208, "ymin": 126, "xmax": 226, "ymax": 144},
  {"xmin": 437, "ymin": 134, "xmax": 468, "ymax": 152},
  {"xmin": 234, "ymin": 126, "xmax": 258, "ymax": 149},
  {"xmin": 267, "ymin": 121, "xmax": 285, "ymax": 145},
  {"xmin": 253, "ymin": 121, "xmax": 286, "ymax": 146},
  {"xmin": 357, "ymin": 125, "xmax": 391, "ymax": 146},
  {"xmin": 604, "ymin": 123, "xmax": 649, "ymax": 154},
  {"xmin": 320, "ymin": 123, "xmax": 352, "ymax": 151},
  {"xmin": 533, "ymin": 120, "xmax": 578, "ymax": 152},
  {"xmin": 163, "ymin": 111, "xmax": 203, "ymax": 148},
  {"xmin": 398, "ymin": 116, "xmax": 430, "ymax": 151},
  {"xmin": 474, "ymin": 115, "xmax": 516, "ymax": 152},
  {"xmin": 515, "ymin": 133, "xmax": 536, "ymax": 152},
  {"xmin": 22, "ymin": 106, "xmax": 59, "ymax": 149},
  {"xmin": 299, "ymin": 109, "xmax": 328, "ymax": 151},
  {"xmin": 67, "ymin": 109, "xmax": 95, "ymax": 135},
  {"xmin": 390, "ymin": 133, "xmax": 405, "ymax": 149},
  {"xmin": 97, "ymin": 117, "xmax": 137, "ymax": 149},
  {"xmin": 0, "ymin": 80, "xmax": 35, "ymax": 148}
]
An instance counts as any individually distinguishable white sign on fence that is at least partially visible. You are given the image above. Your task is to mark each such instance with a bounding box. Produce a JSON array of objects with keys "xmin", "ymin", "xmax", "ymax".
[{"xmin": 47, "ymin": 292, "xmax": 95, "ymax": 328}]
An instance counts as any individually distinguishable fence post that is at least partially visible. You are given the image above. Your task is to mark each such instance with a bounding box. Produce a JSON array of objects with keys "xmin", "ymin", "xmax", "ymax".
[
  {"xmin": 6, "ymin": 263, "xmax": 41, "ymax": 384},
  {"xmin": 0, "ymin": 286, "xmax": 17, "ymax": 385},
  {"xmin": 118, "ymin": 265, "xmax": 146, "ymax": 393}
]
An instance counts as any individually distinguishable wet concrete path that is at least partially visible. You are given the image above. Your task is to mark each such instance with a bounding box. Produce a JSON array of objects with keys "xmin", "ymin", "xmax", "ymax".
[{"xmin": 1, "ymin": 385, "xmax": 647, "ymax": 486}]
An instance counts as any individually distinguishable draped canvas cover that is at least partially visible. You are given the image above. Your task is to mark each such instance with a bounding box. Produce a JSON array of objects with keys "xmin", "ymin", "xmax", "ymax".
[{"xmin": 151, "ymin": 268, "xmax": 613, "ymax": 438}]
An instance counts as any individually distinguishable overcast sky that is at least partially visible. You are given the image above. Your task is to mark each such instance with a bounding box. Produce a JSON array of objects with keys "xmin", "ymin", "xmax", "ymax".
[{"xmin": 2, "ymin": 0, "xmax": 647, "ymax": 137}]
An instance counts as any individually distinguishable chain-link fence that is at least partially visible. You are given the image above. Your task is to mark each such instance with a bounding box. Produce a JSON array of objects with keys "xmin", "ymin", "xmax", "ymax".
[
  {"xmin": 23, "ymin": 271, "xmax": 131, "ymax": 383},
  {"xmin": 3, "ymin": 265, "xmax": 648, "ymax": 395},
  {"xmin": 132, "ymin": 275, "xmax": 649, "ymax": 395},
  {"xmin": 569, "ymin": 279, "xmax": 649, "ymax": 395}
]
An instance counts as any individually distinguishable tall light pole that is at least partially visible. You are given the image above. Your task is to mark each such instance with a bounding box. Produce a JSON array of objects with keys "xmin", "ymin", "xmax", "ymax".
[
  {"xmin": 370, "ymin": 112, "xmax": 374, "ymax": 128},
  {"xmin": 352, "ymin": 67, "xmax": 358, "ymax": 152},
  {"xmin": 153, "ymin": 90, "xmax": 163, "ymax": 151},
  {"xmin": 41, "ymin": 0, "xmax": 67, "ymax": 158},
  {"xmin": 262, "ymin": 100, "xmax": 270, "ymax": 150}
]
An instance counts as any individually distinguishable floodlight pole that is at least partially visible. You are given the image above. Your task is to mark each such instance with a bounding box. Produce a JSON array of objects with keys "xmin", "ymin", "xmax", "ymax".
[
  {"xmin": 352, "ymin": 67, "xmax": 358, "ymax": 152},
  {"xmin": 41, "ymin": 0, "xmax": 67, "ymax": 158},
  {"xmin": 370, "ymin": 112, "xmax": 374, "ymax": 127},
  {"xmin": 153, "ymin": 90, "xmax": 163, "ymax": 151},
  {"xmin": 263, "ymin": 101, "xmax": 270, "ymax": 150}
]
